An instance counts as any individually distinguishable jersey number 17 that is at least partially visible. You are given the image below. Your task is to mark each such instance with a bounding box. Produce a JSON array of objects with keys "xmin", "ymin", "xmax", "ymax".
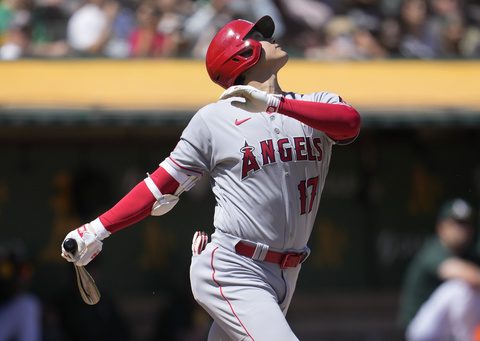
[{"xmin": 297, "ymin": 176, "xmax": 319, "ymax": 215}]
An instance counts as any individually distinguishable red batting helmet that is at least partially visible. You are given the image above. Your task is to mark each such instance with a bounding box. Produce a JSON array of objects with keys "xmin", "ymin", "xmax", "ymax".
[{"xmin": 206, "ymin": 15, "xmax": 275, "ymax": 89}]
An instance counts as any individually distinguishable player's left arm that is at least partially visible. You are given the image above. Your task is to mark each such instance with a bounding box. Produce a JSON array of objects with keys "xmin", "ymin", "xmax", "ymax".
[
  {"xmin": 275, "ymin": 96, "xmax": 360, "ymax": 143},
  {"xmin": 61, "ymin": 110, "xmax": 211, "ymax": 266},
  {"xmin": 220, "ymin": 85, "xmax": 361, "ymax": 143}
]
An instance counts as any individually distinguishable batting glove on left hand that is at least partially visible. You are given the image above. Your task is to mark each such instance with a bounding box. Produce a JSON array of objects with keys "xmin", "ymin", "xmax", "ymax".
[
  {"xmin": 219, "ymin": 85, "xmax": 282, "ymax": 113},
  {"xmin": 61, "ymin": 218, "xmax": 110, "ymax": 266}
]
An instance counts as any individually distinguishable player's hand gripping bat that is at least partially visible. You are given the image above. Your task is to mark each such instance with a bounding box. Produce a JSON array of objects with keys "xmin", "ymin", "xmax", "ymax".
[{"xmin": 62, "ymin": 238, "xmax": 101, "ymax": 305}]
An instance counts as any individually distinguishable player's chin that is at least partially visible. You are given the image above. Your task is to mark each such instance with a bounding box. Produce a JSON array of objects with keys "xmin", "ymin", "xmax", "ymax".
[
  {"xmin": 277, "ymin": 47, "xmax": 288, "ymax": 57},
  {"xmin": 278, "ymin": 52, "xmax": 289, "ymax": 67}
]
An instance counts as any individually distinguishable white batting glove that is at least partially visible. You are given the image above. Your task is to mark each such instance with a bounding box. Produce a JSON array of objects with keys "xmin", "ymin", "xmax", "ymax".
[
  {"xmin": 191, "ymin": 231, "xmax": 208, "ymax": 256},
  {"xmin": 61, "ymin": 218, "xmax": 111, "ymax": 266},
  {"xmin": 219, "ymin": 85, "xmax": 282, "ymax": 113}
]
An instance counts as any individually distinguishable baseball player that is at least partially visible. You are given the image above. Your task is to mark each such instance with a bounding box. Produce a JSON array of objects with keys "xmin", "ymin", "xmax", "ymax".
[
  {"xmin": 61, "ymin": 15, "xmax": 361, "ymax": 340},
  {"xmin": 399, "ymin": 198, "xmax": 480, "ymax": 341}
]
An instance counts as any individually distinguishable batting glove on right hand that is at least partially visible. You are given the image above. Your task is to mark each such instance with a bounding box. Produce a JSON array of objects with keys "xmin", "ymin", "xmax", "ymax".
[
  {"xmin": 219, "ymin": 85, "xmax": 282, "ymax": 113},
  {"xmin": 191, "ymin": 231, "xmax": 208, "ymax": 256},
  {"xmin": 61, "ymin": 218, "xmax": 110, "ymax": 266}
]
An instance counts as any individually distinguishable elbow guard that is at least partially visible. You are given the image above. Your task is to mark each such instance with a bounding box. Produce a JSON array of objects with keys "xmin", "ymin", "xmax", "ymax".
[
  {"xmin": 144, "ymin": 175, "xmax": 179, "ymax": 216},
  {"xmin": 144, "ymin": 159, "xmax": 200, "ymax": 216}
]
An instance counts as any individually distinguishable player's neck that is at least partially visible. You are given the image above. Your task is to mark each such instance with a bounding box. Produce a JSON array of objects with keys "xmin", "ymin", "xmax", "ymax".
[{"xmin": 246, "ymin": 75, "xmax": 283, "ymax": 94}]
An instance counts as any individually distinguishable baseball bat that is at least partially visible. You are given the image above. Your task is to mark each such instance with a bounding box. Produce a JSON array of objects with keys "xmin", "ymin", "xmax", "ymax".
[{"xmin": 63, "ymin": 238, "xmax": 101, "ymax": 305}]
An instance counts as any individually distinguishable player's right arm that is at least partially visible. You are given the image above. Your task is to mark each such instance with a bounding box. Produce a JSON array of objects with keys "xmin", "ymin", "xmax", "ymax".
[
  {"xmin": 61, "ymin": 162, "xmax": 195, "ymax": 266},
  {"xmin": 61, "ymin": 110, "xmax": 212, "ymax": 266}
]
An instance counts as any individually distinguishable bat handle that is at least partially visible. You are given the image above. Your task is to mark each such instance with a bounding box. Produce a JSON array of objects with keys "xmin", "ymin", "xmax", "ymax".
[{"xmin": 63, "ymin": 238, "xmax": 78, "ymax": 256}]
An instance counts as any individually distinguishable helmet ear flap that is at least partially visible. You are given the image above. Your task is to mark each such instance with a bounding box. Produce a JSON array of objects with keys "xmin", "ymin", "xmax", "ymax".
[
  {"xmin": 231, "ymin": 47, "xmax": 253, "ymax": 63},
  {"xmin": 233, "ymin": 39, "xmax": 262, "ymax": 64},
  {"xmin": 238, "ymin": 46, "xmax": 254, "ymax": 58}
]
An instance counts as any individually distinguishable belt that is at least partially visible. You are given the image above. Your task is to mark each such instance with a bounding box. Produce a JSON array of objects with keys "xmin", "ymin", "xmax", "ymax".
[{"xmin": 234, "ymin": 241, "xmax": 308, "ymax": 269}]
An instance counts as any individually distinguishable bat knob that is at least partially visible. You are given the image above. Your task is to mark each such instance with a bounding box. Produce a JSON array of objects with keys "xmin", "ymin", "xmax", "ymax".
[{"xmin": 63, "ymin": 238, "xmax": 78, "ymax": 256}]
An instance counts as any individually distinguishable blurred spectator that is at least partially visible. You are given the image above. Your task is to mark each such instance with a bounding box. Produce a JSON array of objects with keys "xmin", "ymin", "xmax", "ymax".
[
  {"xmin": 181, "ymin": 0, "xmax": 234, "ymax": 58},
  {"xmin": 346, "ymin": 0, "xmax": 383, "ymax": 34},
  {"xmin": 429, "ymin": 0, "xmax": 480, "ymax": 58},
  {"xmin": 460, "ymin": 24, "xmax": 480, "ymax": 57},
  {"xmin": 0, "ymin": 240, "xmax": 42, "ymax": 341},
  {"xmin": 460, "ymin": 0, "xmax": 480, "ymax": 57},
  {"xmin": 463, "ymin": 0, "xmax": 480, "ymax": 56},
  {"xmin": 398, "ymin": 198, "xmax": 480, "ymax": 341},
  {"xmin": 155, "ymin": 0, "xmax": 191, "ymax": 57},
  {"xmin": 0, "ymin": 16, "xmax": 30, "ymax": 59},
  {"xmin": 277, "ymin": 0, "xmax": 333, "ymax": 32},
  {"xmin": 427, "ymin": 0, "xmax": 472, "ymax": 57},
  {"xmin": 2, "ymin": 0, "xmax": 480, "ymax": 59},
  {"xmin": 304, "ymin": 16, "xmax": 358, "ymax": 59},
  {"xmin": 275, "ymin": 0, "xmax": 333, "ymax": 56},
  {"xmin": 353, "ymin": 24, "xmax": 388, "ymax": 58},
  {"xmin": 0, "ymin": 0, "xmax": 13, "ymax": 44},
  {"xmin": 398, "ymin": 0, "xmax": 437, "ymax": 58},
  {"xmin": 430, "ymin": 0, "xmax": 463, "ymax": 19},
  {"xmin": 0, "ymin": 0, "xmax": 31, "ymax": 39},
  {"xmin": 378, "ymin": 16, "xmax": 402, "ymax": 56},
  {"xmin": 380, "ymin": 0, "xmax": 404, "ymax": 17},
  {"xmin": 0, "ymin": 0, "xmax": 32, "ymax": 59},
  {"xmin": 129, "ymin": 0, "xmax": 165, "ymax": 57},
  {"xmin": 29, "ymin": 1, "xmax": 70, "ymax": 58},
  {"xmin": 66, "ymin": 0, "xmax": 131, "ymax": 57},
  {"xmin": 0, "ymin": 0, "xmax": 70, "ymax": 59},
  {"xmin": 111, "ymin": 2, "xmax": 136, "ymax": 57},
  {"xmin": 437, "ymin": 13, "xmax": 467, "ymax": 57},
  {"xmin": 304, "ymin": 15, "xmax": 387, "ymax": 60}
]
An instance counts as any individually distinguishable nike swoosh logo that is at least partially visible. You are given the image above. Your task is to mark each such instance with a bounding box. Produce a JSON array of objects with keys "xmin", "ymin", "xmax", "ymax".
[{"xmin": 235, "ymin": 117, "xmax": 251, "ymax": 126}]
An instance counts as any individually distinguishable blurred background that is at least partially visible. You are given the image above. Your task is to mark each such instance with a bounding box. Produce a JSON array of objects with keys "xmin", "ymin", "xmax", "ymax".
[{"xmin": 0, "ymin": 0, "xmax": 480, "ymax": 340}]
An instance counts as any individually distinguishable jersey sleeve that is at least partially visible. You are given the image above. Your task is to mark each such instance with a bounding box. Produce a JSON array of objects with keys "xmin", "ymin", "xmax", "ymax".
[
  {"xmin": 311, "ymin": 91, "xmax": 348, "ymax": 106},
  {"xmin": 286, "ymin": 91, "xmax": 359, "ymax": 145},
  {"xmin": 164, "ymin": 109, "xmax": 213, "ymax": 178},
  {"xmin": 311, "ymin": 91, "xmax": 359, "ymax": 145}
]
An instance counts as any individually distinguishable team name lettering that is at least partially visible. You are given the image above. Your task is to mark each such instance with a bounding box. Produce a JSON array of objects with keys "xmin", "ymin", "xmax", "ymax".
[
  {"xmin": 260, "ymin": 139, "xmax": 276, "ymax": 165},
  {"xmin": 241, "ymin": 142, "xmax": 260, "ymax": 179},
  {"xmin": 240, "ymin": 137, "xmax": 323, "ymax": 179},
  {"xmin": 278, "ymin": 138, "xmax": 292, "ymax": 162}
]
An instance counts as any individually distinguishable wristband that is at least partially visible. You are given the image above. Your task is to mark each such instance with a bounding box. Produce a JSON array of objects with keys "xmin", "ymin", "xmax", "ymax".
[
  {"xmin": 266, "ymin": 95, "xmax": 282, "ymax": 113},
  {"xmin": 89, "ymin": 218, "xmax": 111, "ymax": 240}
]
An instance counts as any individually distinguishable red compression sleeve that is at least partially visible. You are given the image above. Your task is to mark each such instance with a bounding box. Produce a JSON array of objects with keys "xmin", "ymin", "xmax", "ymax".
[
  {"xmin": 99, "ymin": 166, "xmax": 179, "ymax": 233},
  {"xmin": 278, "ymin": 98, "xmax": 361, "ymax": 142}
]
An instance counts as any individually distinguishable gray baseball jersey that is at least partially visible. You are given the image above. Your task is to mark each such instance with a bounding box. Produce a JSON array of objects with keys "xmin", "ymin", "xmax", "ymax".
[
  {"xmin": 165, "ymin": 91, "xmax": 343, "ymax": 251},
  {"xmin": 164, "ymin": 91, "xmax": 347, "ymax": 340}
]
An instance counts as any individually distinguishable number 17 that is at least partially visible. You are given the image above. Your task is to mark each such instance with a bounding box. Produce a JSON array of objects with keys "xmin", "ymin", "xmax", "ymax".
[{"xmin": 298, "ymin": 176, "xmax": 319, "ymax": 215}]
